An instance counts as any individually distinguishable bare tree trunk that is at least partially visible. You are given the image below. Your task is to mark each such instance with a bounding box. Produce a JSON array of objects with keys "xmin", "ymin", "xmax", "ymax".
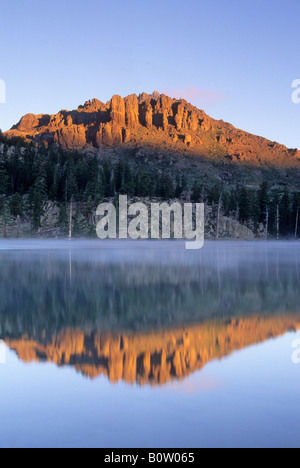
[
  {"xmin": 265, "ymin": 205, "xmax": 269, "ymax": 241},
  {"xmin": 276, "ymin": 205, "xmax": 280, "ymax": 240},
  {"xmin": 69, "ymin": 198, "xmax": 73, "ymax": 240},
  {"xmin": 216, "ymin": 194, "xmax": 222, "ymax": 240},
  {"xmin": 295, "ymin": 207, "xmax": 299, "ymax": 239},
  {"xmin": 17, "ymin": 215, "xmax": 20, "ymax": 238}
]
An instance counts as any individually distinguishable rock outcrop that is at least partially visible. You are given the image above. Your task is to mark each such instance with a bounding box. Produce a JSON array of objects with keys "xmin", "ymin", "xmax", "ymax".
[
  {"xmin": 4, "ymin": 92, "xmax": 300, "ymax": 167},
  {"xmin": 0, "ymin": 199, "xmax": 259, "ymax": 240}
]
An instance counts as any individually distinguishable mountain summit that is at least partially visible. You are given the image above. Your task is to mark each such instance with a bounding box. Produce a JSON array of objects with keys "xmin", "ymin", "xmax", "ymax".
[{"xmin": 4, "ymin": 91, "xmax": 300, "ymax": 167}]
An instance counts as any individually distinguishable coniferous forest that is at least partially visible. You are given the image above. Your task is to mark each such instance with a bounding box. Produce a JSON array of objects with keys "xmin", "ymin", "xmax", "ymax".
[{"xmin": 0, "ymin": 131, "xmax": 299, "ymax": 238}]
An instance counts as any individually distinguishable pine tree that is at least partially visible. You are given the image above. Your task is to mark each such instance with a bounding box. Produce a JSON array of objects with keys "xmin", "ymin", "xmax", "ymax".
[
  {"xmin": 291, "ymin": 192, "xmax": 300, "ymax": 239},
  {"xmin": 228, "ymin": 188, "xmax": 238, "ymax": 215},
  {"xmin": 1, "ymin": 198, "xmax": 13, "ymax": 238},
  {"xmin": 10, "ymin": 192, "xmax": 23, "ymax": 217},
  {"xmin": 114, "ymin": 161, "xmax": 123, "ymax": 193},
  {"xmin": 258, "ymin": 181, "xmax": 269, "ymax": 223},
  {"xmin": 0, "ymin": 168, "xmax": 9, "ymax": 195},
  {"xmin": 280, "ymin": 188, "xmax": 291, "ymax": 236},
  {"xmin": 249, "ymin": 191, "xmax": 260, "ymax": 233},
  {"xmin": 31, "ymin": 178, "xmax": 46, "ymax": 231},
  {"xmin": 238, "ymin": 186, "xmax": 250, "ymax": 224},
  {"xmin": 139, "ymin": 173, "xmax": 155, "ymax": 197},
  {"xmin": 103, "ymin": 161, "xmax": 113, "ymax": 197},
  {"xmin": 207, "ymin": 182, "xmax": 223, "ymax": 205},
  {"xmin": 175, "ymin": 174, "xmax": 187, "ymax": 198},
  {"xmin": 191, "ymin": 182, "xmax": 201, "ymax": 202},
  {"xmin": 122, "ymin": 163, "xmax": 135, "ymax": 195},
  {"xmin": 64, "ymin": 162, "xmax": 78, "ymax": 202},
  {"xmin": 175, "ymin": 174, "xmax": 181, "ymax": 198},
  {"xmin": 58, "ymin": 203, "xmax": 68, "ymax": 234},
  {"xmin": 222, "ymin": 190, "xmax": 230, "ymax": 216},
  {"xmin": 158, "ymin": 173, "xmax": 174, "ymax": 199},
  {"xmin": 84, "ymin": 196, "xmax": 95, "ymax": 224}
]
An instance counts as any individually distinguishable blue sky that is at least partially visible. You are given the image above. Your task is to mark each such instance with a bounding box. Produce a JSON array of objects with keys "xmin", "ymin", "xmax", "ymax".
[{"xmin": 0, "ymin": 0, "xmax": 299, "ymax": 148}]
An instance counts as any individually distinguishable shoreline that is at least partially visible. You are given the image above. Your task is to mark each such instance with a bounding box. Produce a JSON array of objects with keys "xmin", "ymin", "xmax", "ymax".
[{"xmin": 0, "ymin": 238, "xmax": 299, "ymax": 246}]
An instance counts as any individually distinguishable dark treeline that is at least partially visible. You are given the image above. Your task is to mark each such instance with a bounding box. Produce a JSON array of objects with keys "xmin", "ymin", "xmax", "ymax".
[
  {"xmin": 0, "ymin": 131, "xmax": 299, "ymax": 237},
  {"xmin": 0, "ymin": 141, "xmax": 179, "ymax": 202},
  {"xmin": 191, "ymin": 180, "xmax": 300, "ymax": 238},
  {"xmin": 0, "ymin": 137, "xmax": 185, "ymax": 231}
]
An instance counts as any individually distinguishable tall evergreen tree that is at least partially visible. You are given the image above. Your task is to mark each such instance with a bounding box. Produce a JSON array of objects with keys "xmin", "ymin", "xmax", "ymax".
[
  {"xmin": 280, "ymin": 188, "xmax": 291, "ymax": 236},
  {"xmin": 191, "ymin": 181, "xmax": 201, "ymax": 202},
  {"xmin": 158, "ymin": 173, "xmax": 174, "ymax": 199},
  {"xmin": 10, "ymin": 192, "xmax": 23, "ymax": 217},
  {"xmin": 238, "ymin": 186, "xmax": 250, "ymax": 224},
  {"xmin": 258, "ymin": 181, "xmax": 269, "ymax": 223},
  {"xmin": 1, "ymin": 198, "xmax": 13, "ymax": 237},
  {"xmin": 58, "ymin": 203, "xmax": 68, "ymax": 234},
  {"xmin": 31, "ymin": 178, "xmax": 46, "ymax": 231},
  {"xmin": 0, "ymin": 168, "xmax": 9, "ymax": 195}
]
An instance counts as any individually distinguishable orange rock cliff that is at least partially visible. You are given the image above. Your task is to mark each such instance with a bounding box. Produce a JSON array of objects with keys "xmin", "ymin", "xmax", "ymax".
[{"xmin": 4, "ymin": 91, "xmax": 300, "ymax": 167}]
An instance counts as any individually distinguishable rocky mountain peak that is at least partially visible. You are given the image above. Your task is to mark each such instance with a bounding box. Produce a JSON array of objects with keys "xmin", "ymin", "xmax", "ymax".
[{"xmin": 4, "ymin": 92, "xmax": 300, "ymax": 167}]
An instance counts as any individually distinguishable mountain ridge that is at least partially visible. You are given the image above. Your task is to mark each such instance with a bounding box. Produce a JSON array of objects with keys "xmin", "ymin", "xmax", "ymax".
[
  {"xmin": 6, "ymin": 315, "xmax": 300, "ymax": 385},
  {"xmin": 4, "ymin": 91, "xmax": 300, "ymax": 168}
]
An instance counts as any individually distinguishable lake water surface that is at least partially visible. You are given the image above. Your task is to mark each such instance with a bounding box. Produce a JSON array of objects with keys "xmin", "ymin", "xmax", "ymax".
[{"xmin": 0, "ymin": 240, "xmax": 300, "ymax": 448}]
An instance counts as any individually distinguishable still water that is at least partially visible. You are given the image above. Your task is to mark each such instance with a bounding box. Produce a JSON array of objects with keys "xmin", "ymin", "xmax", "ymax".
[{"xmin": 0, "ymin": 240, "xmax": 299, "ymax": 448}]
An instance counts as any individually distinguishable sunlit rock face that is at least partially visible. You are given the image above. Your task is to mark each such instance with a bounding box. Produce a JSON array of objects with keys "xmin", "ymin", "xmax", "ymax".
[
  {"xmin": 4, "ymin": 92, "xmax": 300, "ymax": 166},
  {"xmin": 6, "ymin": 315, "xmax": 300, "ymax": 386}
]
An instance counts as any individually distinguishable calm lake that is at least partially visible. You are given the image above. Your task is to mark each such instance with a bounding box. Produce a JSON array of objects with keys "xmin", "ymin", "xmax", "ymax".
[{"xmin": 0, "ymin": 240, "xmax": 300, "ymax": 448}]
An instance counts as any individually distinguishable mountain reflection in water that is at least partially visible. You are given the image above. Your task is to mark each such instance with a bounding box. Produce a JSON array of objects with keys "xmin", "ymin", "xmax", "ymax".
[
  {"xmin": 6, "ymin": 316, "xmax": 300, "ymax": 385},
  {"xmin": 1, "ymin": 241, "xmax": 300, "ymax": 386}
]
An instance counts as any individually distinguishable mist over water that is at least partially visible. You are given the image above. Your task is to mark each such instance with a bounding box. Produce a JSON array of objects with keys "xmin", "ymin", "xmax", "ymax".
[
  {"xmin": 0, "ymin": 240, "xmax": 300, "ymax": 448},
  {"xmin": 0, "ymin": 240, "xmax": 300, "ymax": 335}
]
